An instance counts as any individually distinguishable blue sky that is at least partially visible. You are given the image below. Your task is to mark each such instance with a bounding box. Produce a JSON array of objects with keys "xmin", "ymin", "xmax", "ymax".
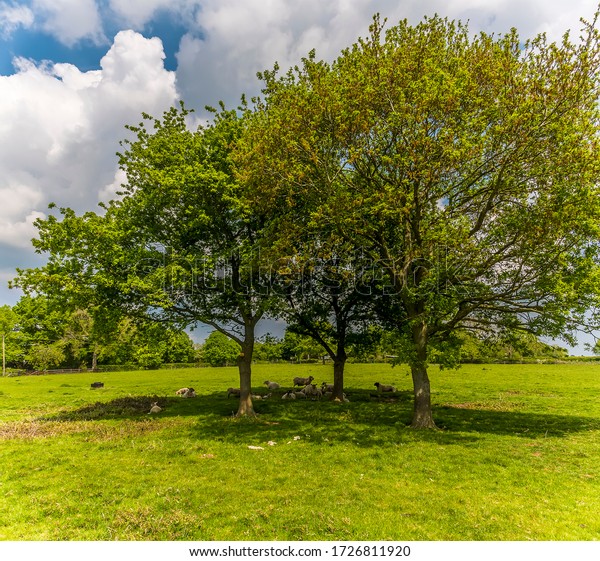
[
  {"xmin": 0, "ymin": 7, "xmax": 189, "ymax": 74},
  {"xmin": 0, "ymin": 0, "xmax": 598, "ymax": 350}
]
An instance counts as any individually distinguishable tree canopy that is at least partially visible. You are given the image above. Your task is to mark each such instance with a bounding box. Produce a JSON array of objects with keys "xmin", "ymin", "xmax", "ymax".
[
  {"xmin": 12, "ymin": 11, "xmax": 600, "ymax": 426},
  {"xmin": 240, "ymin": 13, "xmax": 600, "ymax": 426}
]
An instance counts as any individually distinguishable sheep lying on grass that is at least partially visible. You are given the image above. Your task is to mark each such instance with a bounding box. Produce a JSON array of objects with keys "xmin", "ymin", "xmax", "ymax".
[
  {"xmin": 148, "ymin": 402, "xmax": 162, "ymax": 414},
  {"xmin": 293, "ymin": 375, "xmax": 314, "ymax": 387},
  {"xmin": 175, "ymin": 387, "xmax": 188, "ymax": 396},
  {"xmin": 321, "ymin": 382, "xmax": 334, "ymax": 392},
  {"xmin": 301, "ymin": 384, "xmax": 322, "ymax": 400},
  {"xmin": 263, "ymin": 380, "xmax": 280, "ymax": 390},
  {"xmin": 374, "ymin": 382, "xmax": 397, "ymax": 393},
  {"xmin": 176, "ymin": 387, "xmax": 196, "ymax": 398},
  {"xmin": 281, "ymin": 390, "xmax": 296, "ymax": 400},
  {"xmin": 251, "ymin": 393, "xmax": 272, "ymax": 401},
  {"xmin": 227, "ymin": 387, "xmax": 241, "ymax": 398}
]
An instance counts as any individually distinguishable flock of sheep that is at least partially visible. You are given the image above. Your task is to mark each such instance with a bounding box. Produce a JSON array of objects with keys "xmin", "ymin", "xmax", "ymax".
[
  {"xmin": 224, "ymin": 376, "xmax": 398, "ymax": 403},
  {"xmin": 92, "ymin": 377, "xmax": 397, "ymax": 414}
]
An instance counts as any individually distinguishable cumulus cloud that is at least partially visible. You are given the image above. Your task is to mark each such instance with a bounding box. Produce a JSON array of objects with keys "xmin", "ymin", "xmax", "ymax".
[
  {"xmin": 108, "ymin": 0, "xmax": 192, "ymax": 28},
  {"xmin": 173, "ymin": 0, "xmax": 599, "ymax": 111},
  {"xmin": 32, "ymin": 0, "xmax": 106, "ymax": 46},
  {"xmin": 0, "ymin": 211, "xmax": 46, "ymax": 249},
  {"xmin": 0, "ymin": 30, "xmax": 178, "ymax": 251},
  {"xmin": 0, "ymin": 1, "xmax": 34, "ymax": 37}
]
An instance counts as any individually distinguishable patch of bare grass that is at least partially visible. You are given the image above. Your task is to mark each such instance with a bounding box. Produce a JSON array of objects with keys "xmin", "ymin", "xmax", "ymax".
[
  {"xmin": 444, "ymin": 400, "xmax": 526, "ymax": 412},
  {"xmin": 0, "ymin": 418, "xmax": 181, "ymax": 441}
]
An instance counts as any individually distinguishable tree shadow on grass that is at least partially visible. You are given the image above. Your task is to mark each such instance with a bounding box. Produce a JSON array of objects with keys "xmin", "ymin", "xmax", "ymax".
[
  {"xmin": 434, "ymin": 405, "xmax": 600, "ymax": 438},
  {"xmin": 38, "ymin": 395, "xmax": 174, "ymax": 421},
  {"xmin": 37, "ymin": 390, "xmax": 600, "ymax": 447}
]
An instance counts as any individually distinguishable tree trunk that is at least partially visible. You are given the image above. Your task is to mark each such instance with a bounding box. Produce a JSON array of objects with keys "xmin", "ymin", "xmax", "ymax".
[
  {"xmin": 91, "ymin": 347, "xmax": 98, "ymax": 371},
  {"xmin": 410, "ymin": 320, "xmax": 437, "ymax": 429},
  {"xmin": 331, "ymin": 349, "xmax": 347, "ymax": 401},
  {"xmin": 236, "ymin": 337, "xmax": 255, "ymax": 417}
]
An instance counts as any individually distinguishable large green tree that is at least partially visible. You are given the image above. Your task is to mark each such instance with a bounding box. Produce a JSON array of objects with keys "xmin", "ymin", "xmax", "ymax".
[
  {"xmin": 240, "ymin": 13, "xmax": 600, "ymax": 427},
  {"xmin": 200, "ymin": 330, "xmax": 240, "ymax": 367},
  {"xmin": 15, "ymin": 104, "xmax": 274, "ymax": 415}
]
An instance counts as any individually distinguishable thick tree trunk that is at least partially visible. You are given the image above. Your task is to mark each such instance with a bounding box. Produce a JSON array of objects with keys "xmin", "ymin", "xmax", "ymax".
[
  {"xmin": 331, "ymin": 348, "xmax": 347, "ymax": 401},
  {"xmin": 236, "ymin": 337, "xmax": 255, "ymax": 417},
  {"xmin": 410, "ymin": 321, "xmax": 437, "ymax": 429},
  {"xmin": 410, "ymin": 363, "xmax": 436, "ymax": 428}
]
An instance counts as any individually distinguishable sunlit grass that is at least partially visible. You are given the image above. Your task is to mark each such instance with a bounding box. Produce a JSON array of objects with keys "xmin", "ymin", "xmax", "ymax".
[{"xmin": 0, "ymin": 362, "xmax": 599, "ymax": 540}]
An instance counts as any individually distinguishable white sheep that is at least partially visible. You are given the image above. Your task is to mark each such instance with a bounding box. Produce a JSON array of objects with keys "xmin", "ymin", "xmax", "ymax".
[
  {"xmin": 263, "ymin": 380, "xmax": 280, "ymax": 390},
  {"xmin": 301, "ymin": 384, "xmax": 322, "ymax": 400},
  {"xmin": 175, "ymin": 387, "xmax": 189, "ymax": 396},
  {"xmin": 148, "ymin": 402, "xmax": 162, "ymax": 414},
  {"xmin": 251, "ymin": 393, "xmax": 272, "ymax": 401},
  {"xmin": 281, "ymin": 390, "xmax": 296, "ymax": 400}
]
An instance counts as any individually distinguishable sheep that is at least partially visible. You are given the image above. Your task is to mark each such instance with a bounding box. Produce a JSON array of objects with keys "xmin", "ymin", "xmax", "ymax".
[
  {"xmin": 90, "ymin": 382, "xmax": 104, "ymax": 389},
  {"xmin": 175, "ymin": 387, "xmax": 189, "ymax": 396},
  {"xmin": 263, "ymin": 380, "xmax": 280, "ymax": 390},
  {"xmin": 301, "ymin": 384, "xmax": 322, "ymax": 400},
  {"xmin": 251, "ymin": 393, "xmax": 272, "ymax": 401},
  {"xmin": 281, "ymin": 389, "xmax": 296, "ymax": 400},
  {"xmin": 185, "ymin": 388, "xmax": 197, "ymax": 398},
  {"xmin": 293, "ymin": 375, "xmax": 314, "ymax": 387},
  {"xmin": 321, "ymin": 382, "xmax": 334, "ymax": 393},
  {"xmin": 148, "ymin": 402, "xmax": 162, "ymax": 414},
  {"xmin": 374, "ymin": 382, "xmax": 397, "ymax": 393},
  {"xmin": 227, "ymin": 387, "xmax": 241, "ymax": 398}
]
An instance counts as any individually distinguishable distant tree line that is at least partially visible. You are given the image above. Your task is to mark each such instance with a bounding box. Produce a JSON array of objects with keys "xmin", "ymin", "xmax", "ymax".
[
  {"xmin": 198, "ymin": 326, "xmax": 568, "ymax": 367},
  {"xmin": 1, "ymin": 298, "xmax": 568, "ymax": 373},
  {"xmin": 0, "ymin": 298, "xmax": 195, "ymax": 371}
]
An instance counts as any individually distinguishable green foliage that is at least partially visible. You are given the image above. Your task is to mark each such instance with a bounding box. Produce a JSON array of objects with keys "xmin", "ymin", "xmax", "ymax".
[
  {"xmin": 25, "ymin": 343, "xmax": 65, "ymax": 371},
  {"xmin": 280, "ymin": 329, "xmax": 326, "ymax": 362},
  {"xmin": 241, "ymin": 12, "xmax": 600, "ymax": 425},
  {"xmin": 200, "ymin": 330, "xmax": 240, "ymax": 367},
  {"xmin": 4, "ymin": 297, "xmax": 196, "ymax": 370},
  {"xmin": 253, "ymin": 333, "xmax": 283, "ymax": 362},
  {"xmin": 13, "ymin": 102, "xmax": 280, "ymax": 414},
  {"xmin": 0, "ymin": 305, "xmax": 17, "ymax": 335}
]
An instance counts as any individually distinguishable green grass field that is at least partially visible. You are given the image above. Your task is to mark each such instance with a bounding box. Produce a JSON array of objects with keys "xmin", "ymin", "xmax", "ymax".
[{"xmin": 0, "ymin": 362, "xmax": 599, "ymax": 541}]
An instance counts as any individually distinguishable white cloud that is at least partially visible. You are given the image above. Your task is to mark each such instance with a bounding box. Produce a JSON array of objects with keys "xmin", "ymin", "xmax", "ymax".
[
  {"xmin": 174, "ymin": 0, "xmax": 600, "ymax": 111},
  {"xmin": 0, "ymin": 184, "xmax": 44, "ymax": 221},
  {"xmin": 0, "ymin": 30, "xmax": 178, "ymax": 250},
  {"xmin": 99, "ymin": 168, "xmax": 127, "ymax": 203},
  {"xmin": 32, "ymin": 0, "xmax": 105, "ymax": 46},
  {"xmin": 108, "ymin": 0, "xmax": 189, "ymax": 28},
  {"xmin": 0, "ymin": 210, "xmax": 46, "ymax": 249},
  {"xmin": 0, "ymin": 1, "xmax": 34, "ymax": 37}
]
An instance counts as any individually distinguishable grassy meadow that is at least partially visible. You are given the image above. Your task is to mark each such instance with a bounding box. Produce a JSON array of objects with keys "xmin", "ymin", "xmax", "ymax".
[{"xmin": 0, "ymin": 362, "xmax": 599, "ymax": 541}]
